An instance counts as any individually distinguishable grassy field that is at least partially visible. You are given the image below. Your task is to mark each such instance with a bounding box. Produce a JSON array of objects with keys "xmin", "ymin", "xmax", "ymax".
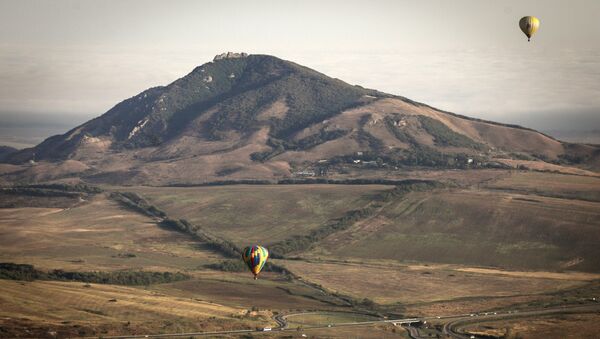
[
  {"xmin": 0, "ymin": 194, "xmax": 222, "ymax": 272},
  {"xmin": 0, "ymin": 279, "xmax": 264, "ymax": 338},
  {"xmin": 285, "ymin": 311, "xmax": 380, "ymax": 327},
  {"xmin": 485, "ymin": 171, "xmax": 600, "ymax": 201},
  {"xmin": 461, "ymin": 313, "xmax": 600, "ymax": 339},
  {"xmin": 0, "ymin": 193, "xmax": 349, "ymax": 310},
  {"xmin": 280, "ymin": 324, "xmax": 409, "ymax": 338},
  {"xmin": 121, "ymin": 184, "xmax": 391, "ymax": 246},
  {"xmin": 309, "ymin": 188, "xmax": 600, "ymax": 272},
  {"xmin": 1, "ymin": 170, "xmax": 599, "ymax": 337},
  {"xmin": 13, "ymin": 175, "xmax": 594, "ymax": 280},
  {"xmin": 278, "ymin": 259, "xmax": 599, "ymax": 305},
  {"xmin": 0, "ymin": 193, "xmax": 359, "ymax": 336},
  {"xmin": 151, "ymin": 271, "xmax": 350, "ymax": 311},
  {"xmin": 114, "ymin": 172, "xmax": 600, "ymax": 272}
]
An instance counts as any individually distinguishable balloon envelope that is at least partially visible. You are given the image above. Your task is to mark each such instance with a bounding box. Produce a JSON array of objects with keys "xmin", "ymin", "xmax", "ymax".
[
  {"xmin": 519, "ymin": 16, "xmax": 540, "ymax": 41},
  {"xmin": 242, "ymin": 245, "xmax": 269, "ymax": 278}
]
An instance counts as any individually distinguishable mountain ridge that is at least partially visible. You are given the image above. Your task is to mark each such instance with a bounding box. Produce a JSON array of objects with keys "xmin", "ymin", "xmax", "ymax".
[{"xmin": 2, "ymin": 53, "xmax": 598, "ymax": 184}]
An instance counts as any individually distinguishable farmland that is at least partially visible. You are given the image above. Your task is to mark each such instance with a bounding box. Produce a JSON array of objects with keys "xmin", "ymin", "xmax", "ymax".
[
  {"xmin": 285, "ymin": 311, "xmax": 379, "ymax": 327},
  {"xmin": 118, "ymin": 174, "xmax": 600, "ymax": 272},
  {"xmin": 0, "ymin": 169, "xmax": 599, "ymax": 337},
  {"xmin": 312, "ymin": 188, "xmax": 600, "ymax": 272},
  {"xmin": 0, "ymin": 279, "xmax": 259, "ymax": 338},
  {"xmin": 460, "ymin": 313, "xmax": 600, "ymax": 339},
  {"xmin": 0, "ymin": 191, "xmax": 353, "ymax": 337},
  {"xmin": 485, "ymin": 171, "xmax": 600, "ymax": 201},
  {"xmin": 0, "ymin": 194, "xmax": 221, "ymax": 272},
  {"xmin": 120, "ymin": 184, "xmax": 389, "ymax": 246},
  {"xmin": 278, "ymin": 259, "xmax": 599, "ymax": 305}
]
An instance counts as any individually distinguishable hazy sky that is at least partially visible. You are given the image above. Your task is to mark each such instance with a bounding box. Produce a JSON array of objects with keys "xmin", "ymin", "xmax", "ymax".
[{"xmin": 1, "ymin": 0, "xmax": 599, "ymax": 144}]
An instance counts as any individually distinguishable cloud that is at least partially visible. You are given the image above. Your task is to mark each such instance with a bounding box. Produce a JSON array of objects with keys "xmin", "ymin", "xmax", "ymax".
[
  {"xmin": 0, "ymin": 46, "xmax": 216, "ymax": 114},
  {"xmin": 0, "ymin": 46, "xmax": 598, "ymax": 133},
  {"xmin": 292, "ymin": 48, "xmax": 600, "ymax": 131}
]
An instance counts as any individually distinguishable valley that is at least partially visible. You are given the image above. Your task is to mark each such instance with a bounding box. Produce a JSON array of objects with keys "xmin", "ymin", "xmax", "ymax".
[{"xmin": 1, "ymin": 169, "xmax": 599, "ymax": 337}]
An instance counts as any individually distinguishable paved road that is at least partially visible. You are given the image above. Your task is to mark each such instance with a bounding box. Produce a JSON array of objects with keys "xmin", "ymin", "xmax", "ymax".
[
  {"xmin": 273, "ymin": 313, "xmax": 287, "ymax": 329},
  {"xmin": 87, "ymin": 302, "xmax": 600, "ymax": 339},
  {"xmin": 87, "ymin": 315, "xmax": 421, "ymax": 339},
  {"xmin": 404, "ymin": 324, "xmax": 420, "ymax": 339},
  {"xmin": 442, "ymin": 304, "xmax": 600, "ymax": 338}
]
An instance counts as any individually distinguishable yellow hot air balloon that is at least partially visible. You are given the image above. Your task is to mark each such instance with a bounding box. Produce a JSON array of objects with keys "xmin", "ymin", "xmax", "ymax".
[{"xmin": 519, "ymin": 16, "xmax": 540, "ymax": 42}]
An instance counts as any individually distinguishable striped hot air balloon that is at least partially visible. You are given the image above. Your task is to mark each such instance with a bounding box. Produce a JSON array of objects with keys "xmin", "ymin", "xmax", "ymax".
[
  {"xmin": 519, "ymin": 16, "xmax": 540, "ymax": 42},
  {"xmin": 242, "ymin": 245, "xmax": 269, "ymax": 279}
]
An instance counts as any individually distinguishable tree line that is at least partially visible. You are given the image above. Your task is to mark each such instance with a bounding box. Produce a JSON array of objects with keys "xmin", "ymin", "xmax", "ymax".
[
  {"xmin": 0, "ymin": 263, "xmax": 189, "ymax": 285},
  {"xmin": 269, "ymin": 180, "xmax": 444, "ymax": 257},
  {"xmin": 109, "ymin": 192, "xmax": 297, "ymax": 276},
  {"xmin": 167, "ymin": 178, "xmax": 443, "ymax": 187}
]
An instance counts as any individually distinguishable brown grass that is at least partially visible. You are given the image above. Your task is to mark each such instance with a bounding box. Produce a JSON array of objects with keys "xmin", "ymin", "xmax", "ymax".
[
  {"xmin": 456, "ymin": 267, "xmax": 600, "ymax": 281},
  {"xmin": 151, "ymin": 271, "xmax": 347, "ymax": 311},
  {"xmin": 310, "ymin": 97, "xmax": 565, "ymax": 159},
  {"xmin": 122, "ymin": 184, "xmax": 388, "ymax": 246},
  {"xmin": 285, "ymin": 312, "xmax": 379, "ymax": 327},
  {"xmin": 274, "ymin": 323, "xmax": 407, "ymax": 338},
  {"xmin": 278, "ymin": 260, "xmax": 591, "ymax": 305},
  {"xmin": 403, "ymin": 295, "xmax": 556, "ymax": 317},
  {"xmin": 0, "ymin": 279, "xmax": 259, "ymax": 337},
  {"xmin": 486, "ymin": 171, "xmax": 600, "ymax": 200},
  {"xmin": 495, "ymin": 159, "xmax": 599, "ymax": 177},
  {"xmin": 462, "ymin": 313, "xmax": 600, "ymax": 339},
  {"xmin": 0, "ymin": 194, "xmax": 222, "ymax": 272},
  {"xmin": 256, "ymin": 99, "xmax": 288, "ymax": 121},
  {"xmin": 310, "ymin": 187, "xmax": 600, "ymax": 272}
]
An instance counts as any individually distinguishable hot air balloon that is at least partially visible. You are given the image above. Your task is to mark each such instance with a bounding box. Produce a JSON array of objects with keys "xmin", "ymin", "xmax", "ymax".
[
  {"xmin": 242, "ymin": 245, "xmax": 269, "ymax": 279},
  {"xmin": 519, "ymin": 16, "xmax": 540, "ymax": 42}
]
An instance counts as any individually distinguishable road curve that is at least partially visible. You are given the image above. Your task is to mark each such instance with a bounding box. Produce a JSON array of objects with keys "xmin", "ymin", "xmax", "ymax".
[
  {"xmin": 443, "ymin": 304, "xmax": 600, "ymax": 338},
  {"xmin": 404, "ymin": 325, "xmax": 420, "ymax": 339},
  {"xmin": 85, "ymin": 303, "xmax": 600, "ymax": 339}
]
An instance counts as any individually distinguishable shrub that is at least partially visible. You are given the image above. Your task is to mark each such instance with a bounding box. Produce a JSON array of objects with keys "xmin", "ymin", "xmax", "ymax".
[
  {"xmin": 0, "ymin": 263, "xmax": 189, "ymax": 285},
  {"xmin": 417, "ymin": 116, "xmax": 485, "ymax": 150},
  {"xmin": 206, "ymin": 260, "xmax": 247, "ymax": 272}
]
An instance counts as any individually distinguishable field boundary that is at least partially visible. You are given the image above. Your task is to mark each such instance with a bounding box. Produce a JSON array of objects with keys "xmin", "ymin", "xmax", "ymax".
[
  {"xmin": 107, "ymin": 190, "xmax": 386, "ymax": 310},
  {"xmin": 269, "ymin": 180, "xmax": 444, "ymax": 257}
]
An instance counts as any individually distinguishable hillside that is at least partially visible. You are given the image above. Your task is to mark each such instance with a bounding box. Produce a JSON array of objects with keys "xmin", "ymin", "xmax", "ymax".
[
  {"xmin": 1, "ymin": 156, "xmax": 599, "ymax": 337},
  {"xmin": 0, "ymin": 146, "xmax": 16, "ymax": 162},
  {"xmin": 2, "ymin": 53, "xmax": 598, "ymax": 184},
  {"xmin": 122, "ymin": 173, "xmax": 600, "ymax": 273}
]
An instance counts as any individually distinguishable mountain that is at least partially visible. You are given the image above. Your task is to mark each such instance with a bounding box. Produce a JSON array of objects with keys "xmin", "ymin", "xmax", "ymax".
[
  {"xmin": 0, "ymin": 146, "xmax": 17, "ymax": 162},
  {"xmin": 3, "ymin": 53, "xmax": 599, "ymax": 184}
]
